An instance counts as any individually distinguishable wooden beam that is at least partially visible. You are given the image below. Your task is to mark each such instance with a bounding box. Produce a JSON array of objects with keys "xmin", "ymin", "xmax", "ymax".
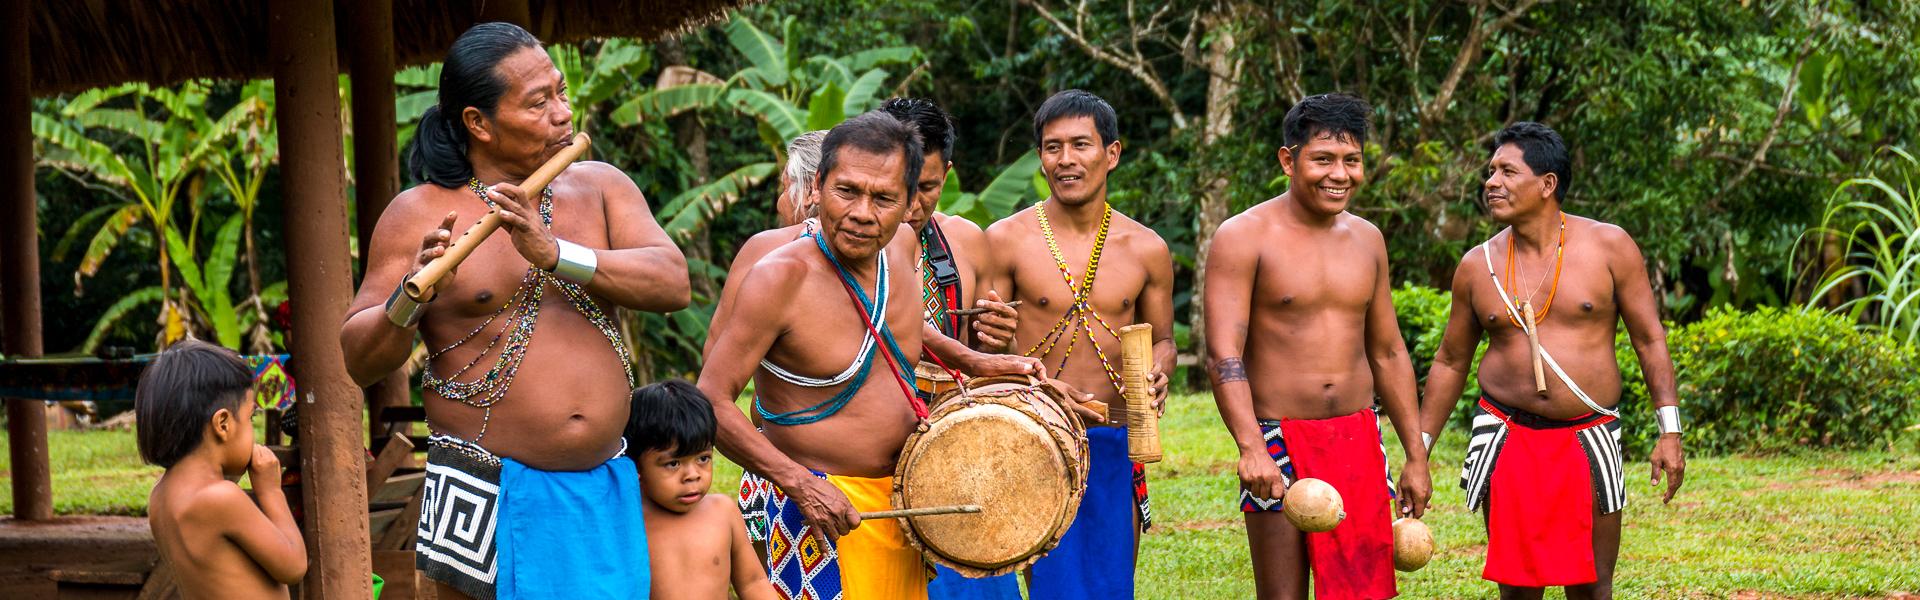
[
  {"xmin": 268, "ymin": 0, "xmax": 370, "ymax": 597},
  {"xmin": 2, "ymin": 0, "xmax": 52, "ymax": 523},
  {"xmin": 344, "ymin": 0, "xmax": 413, "ymax": 443}
]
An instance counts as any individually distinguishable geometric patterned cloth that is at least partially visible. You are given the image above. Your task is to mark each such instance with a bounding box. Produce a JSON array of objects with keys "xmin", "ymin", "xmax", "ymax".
[
  {"xmin": 416, "ymin": 435, "xmax": 504, "ymax": 600},
  {"xmin": 766, "ymin": 472, "xmax": 844, "ymax": 600},
  {"xmin": 739, "ymin": 469, "xmax": 775, "ymax": 543},
  {"xmin": 1238, "ymin": 420, "xmax": 1300, "ymax": 512}
]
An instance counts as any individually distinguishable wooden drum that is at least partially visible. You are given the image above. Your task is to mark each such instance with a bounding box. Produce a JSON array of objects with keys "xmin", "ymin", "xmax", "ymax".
[
  {"xmin": 891, "ymin": 375, "xmax": 1089, "ymax": 577},
  {"xmin": 913, "ymin": 361, "xmax": 959, "ymax": 398}
]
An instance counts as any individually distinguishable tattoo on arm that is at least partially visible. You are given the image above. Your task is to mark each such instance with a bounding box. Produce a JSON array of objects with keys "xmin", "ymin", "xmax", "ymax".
[{"xmin": 1212, "ymin": 357, "xmax": 1248, "ymax": 384}]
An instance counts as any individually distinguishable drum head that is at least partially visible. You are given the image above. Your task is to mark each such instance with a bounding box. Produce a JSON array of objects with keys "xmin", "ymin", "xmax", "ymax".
[{"xmin": 899, "ymin": 402, "xmax": 1075, "ymax": 570}]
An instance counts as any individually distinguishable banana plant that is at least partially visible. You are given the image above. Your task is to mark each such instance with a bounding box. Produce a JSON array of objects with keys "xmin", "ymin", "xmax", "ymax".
[
  {"xmin": 198, "ymin": 81, "xmax": 281, "ymax": 352},
  {"xmin": 610, "ymin": 17, "xmax": 921, "ymax": 238},
  {"xmin": 936, "ymin": 149, "xmax": 1047, "ymax": 227},
  {"xmin": 36, "ymin": 82, "xmax": 224, "ymax": 347}
]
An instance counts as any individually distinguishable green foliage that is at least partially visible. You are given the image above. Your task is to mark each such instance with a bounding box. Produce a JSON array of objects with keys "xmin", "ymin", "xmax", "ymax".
[
  {"xmin": 1392, "ymin": 283, "xmax": 1488, "ymax": 428},
  {"xmin": 936, "ymin": 149, "xmax": 1044, "ymax": 225},
  {"xmin": 1796, "ymin": 147, "xmax": 1920, "ymax": 345},
  {"xmin": 1618, "ymin": 306, "xmax": 1920, "ymax": 455}
]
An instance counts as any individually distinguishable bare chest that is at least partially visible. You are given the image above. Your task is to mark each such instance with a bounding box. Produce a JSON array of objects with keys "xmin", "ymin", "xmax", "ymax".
[
  {"xmin": 769, "ymin": 261, "xmax": 922, "ymax": 378},
  {"xmin": 1249, "ymin": 241, "xmax": 1376, "ymax": 316},
  {"xmin": 1469, "ymin": 257, "xmax": 1619, "ymax": 335}
]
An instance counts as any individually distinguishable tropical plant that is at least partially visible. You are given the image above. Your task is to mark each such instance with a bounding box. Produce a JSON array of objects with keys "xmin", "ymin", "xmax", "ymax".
[
  {"xmin": 36, "ymin": 83, "xmax": 226, "ymax": 347},
  {"xmin": 199, "ymin": 81, "xmax": 283, "ymax": 352},
  {"xmin": 1795, "ymin": 147, "xmax": 1920, "ymax": 345},
  {"xmin": 936, "ymin": 149, "xmax": 1045, "ymax": 226},
  {"xmin": 610, "ymin": 17, "xmax": 922, "ymax": 241}
]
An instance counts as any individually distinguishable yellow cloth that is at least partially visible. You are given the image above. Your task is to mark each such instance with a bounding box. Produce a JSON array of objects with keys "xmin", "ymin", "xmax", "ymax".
[{"xmin": 828, "ymin": 474, "xmax": 929, "ymax": 600}]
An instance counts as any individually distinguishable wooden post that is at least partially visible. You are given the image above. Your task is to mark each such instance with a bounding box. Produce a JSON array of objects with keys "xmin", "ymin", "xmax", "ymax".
[
  {"xmin": 345, "ymin": 0, "xmax": 412, "ymax": 443},
  {"xmin": 1, "ymin": 0, "xmax": 52, "ymax": 522},
  {"xmin": 269, "ymin": 0, "xmax": 371, "ymax": 597}
]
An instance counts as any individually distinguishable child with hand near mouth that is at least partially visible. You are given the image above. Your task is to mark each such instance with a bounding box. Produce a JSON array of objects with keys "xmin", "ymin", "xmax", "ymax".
[{"xmin": 625, "ymin": 379, "xmax": 777, "ymax": 600}]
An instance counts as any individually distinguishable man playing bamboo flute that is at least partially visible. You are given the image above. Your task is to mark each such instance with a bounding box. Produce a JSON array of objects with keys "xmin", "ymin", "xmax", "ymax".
[
  {"xmin": 1411, "ymin": 121, "xmax": 1687, "ymax": 600},
  {"xmin": 977, "ymin": 89, "xmax": 1176, "ymax": 600},
  {"xmin": 339, "ymin": 23, "xmax": 690, "ymax": 600},
  {"xmin": 1203, "ymin": 93, "xmax": 1425, "ymax": 600},
  {"xmin": 698, "ymin": 111, "xmax": 1043, "ymax": 600}
]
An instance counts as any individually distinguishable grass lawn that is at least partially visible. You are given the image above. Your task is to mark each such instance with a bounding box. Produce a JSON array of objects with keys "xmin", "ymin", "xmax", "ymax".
[{"xmin": 6, "ymin": 394, "xmax": 1917, "ymax": 597}]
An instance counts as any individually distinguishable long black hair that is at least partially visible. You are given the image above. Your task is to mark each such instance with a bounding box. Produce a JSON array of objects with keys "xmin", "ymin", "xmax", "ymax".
[{"xmin": 407, "ymin": 22, "xmax": 542, "ymax": 188}]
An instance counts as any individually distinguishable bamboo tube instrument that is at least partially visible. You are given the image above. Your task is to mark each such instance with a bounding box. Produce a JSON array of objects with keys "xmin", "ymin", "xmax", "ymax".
[
  {"xmin": 404, "ymin": 132, "xmax": 592, "ymax": 301},
  {"xmin": 1119, "ymin": 323, "xmax": 1161, "ymax": 463},
  {"xmin": 1522, "ymin": 301, "xmax": 1547, "ymax": 393}
]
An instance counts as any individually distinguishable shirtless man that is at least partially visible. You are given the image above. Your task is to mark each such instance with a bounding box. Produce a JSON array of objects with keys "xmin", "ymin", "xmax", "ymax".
[
  {"xmin": 1204, "ymin": 93, "xmax": 1423, "ymax": 600},
  {"xmin": 875, "ymin": 98, "xmax": 1013, "ymax": 350},
  {"xmin": 339, "ymin": 23, "xmax": 689, "ymax": 599},
  {"xmin": 708, "ymin": 130, "xmax": 827, "ymax": 557},
  {"xmin": 874, "ymin": 96, "xmax": 1025, "ymax": 600},
  {"xmin": 697, "ymin": 111, "xmax": 1041, "ymax": 600},
  {"xmin": 1412, "ymin": 121, "xmax": 1687, "ymax": 600},
  {"xmin": 978, "ymin": 89, "xmax": 1176, "ymax": 600}
]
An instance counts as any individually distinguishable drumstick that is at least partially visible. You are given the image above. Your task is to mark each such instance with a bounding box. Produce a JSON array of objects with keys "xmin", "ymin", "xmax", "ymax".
[
  {"xmin": 1522, "ymin": 302, "xmax": 1546, "ymax": 393},
  {"xmin": 948, "ymin": 300, "xmax": 1023, "ymax": 317},
  {"xmin": 404, "ymin": 132, "xmax": 593, "ymax": 301},
  {"xmin": 861, "ymin": 505, "xmax": 982, "ymax": 519},
  {"xmin": 1120, "ymin": 323, "xmax": 1161, "ymax": 463}
]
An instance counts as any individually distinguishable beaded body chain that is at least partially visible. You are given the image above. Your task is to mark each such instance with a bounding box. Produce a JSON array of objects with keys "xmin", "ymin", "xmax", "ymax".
[
  {"xmin": 420, "ymin": 179, "xmax": 635, "ymax": 442},
  {"xmin": 1022, "ymin": 203, "xmax": 1125, "ymax": 395}
]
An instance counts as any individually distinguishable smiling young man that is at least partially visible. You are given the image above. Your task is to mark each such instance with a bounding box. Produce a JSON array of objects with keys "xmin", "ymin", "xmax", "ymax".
[
  {"xmin": 1203, "ymin": 93, "xmax": 1423, "ymax": 600},
  {"xmin": 697, "ymin": 111, "xmax": 1041, "ymax": 600},
  {"xmin": 1413, "ymin": 122, "xmax": 1686, "ymax": 600},
  {"xmin": 978, "ymin": 89, "xmax": 1176, "ymax": 600}
]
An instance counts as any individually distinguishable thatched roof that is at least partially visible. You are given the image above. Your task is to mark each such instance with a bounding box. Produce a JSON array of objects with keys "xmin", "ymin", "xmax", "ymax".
[{"xmin": 29, "ymin": 0, "xmax": 750, "ymax": 96}]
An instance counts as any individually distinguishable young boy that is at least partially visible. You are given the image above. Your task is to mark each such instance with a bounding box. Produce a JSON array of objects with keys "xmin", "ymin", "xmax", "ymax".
[
  {"xmin": 625, "ymin": 379, "xmax": 776, "ymax": 600},
  {"xmin": 138, "ymin": 340, "xmax": 307, "ymax": 600}
]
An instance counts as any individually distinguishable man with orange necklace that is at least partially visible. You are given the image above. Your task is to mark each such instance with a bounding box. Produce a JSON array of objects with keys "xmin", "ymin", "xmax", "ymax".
[{"xmin": 1412, "ymin": 121, "xmax": 1687, "ymax": 600}]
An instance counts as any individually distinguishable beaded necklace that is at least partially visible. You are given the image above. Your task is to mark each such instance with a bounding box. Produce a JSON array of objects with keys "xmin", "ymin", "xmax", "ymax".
[
  {"xmin": 754, "ymin": 232, "xmax": 914, "ymax": 425},
  {"xmin": 420, "ymin": 179, "xmax": 635, "ymax": 442},
  {"xmin": 1503, "ymin": 212, "xmax": 1567, "ymax": 327},
  {"xmin": 1023, "ymin": 203, "xmax": 1125, "ymax": 395}
]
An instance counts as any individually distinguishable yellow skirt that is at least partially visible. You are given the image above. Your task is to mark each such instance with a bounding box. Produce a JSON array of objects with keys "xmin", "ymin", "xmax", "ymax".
[{"xmin": 829, "ymin": 474, "xmax": 930, "ymax": 600}]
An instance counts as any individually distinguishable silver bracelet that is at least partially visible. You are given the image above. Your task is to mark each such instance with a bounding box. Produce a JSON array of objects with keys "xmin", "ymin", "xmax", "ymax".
[
  {"xmin": 1656, "ymin": 405, "xmax": 1683, "ymax": 435},
  {"xmin": 1420, "ymin": 432, "xmax": 1434, "ymax": 452},
  {"xmin": 385, "ymin": 281, "xmax": 429, "ymax": 328},
  {"xmin": 550, "ymin": 239, "xmax": 598, "ymax": 284}
]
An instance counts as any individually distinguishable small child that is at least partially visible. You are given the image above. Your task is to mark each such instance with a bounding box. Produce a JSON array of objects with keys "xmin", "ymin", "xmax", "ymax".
[
  {"xmin": 138, "ymin": 341, "xmax": 306, "ymax": 600},
  {"xmin": 625, "ymin": 379, "xmax": 776, "ymax": 600}
]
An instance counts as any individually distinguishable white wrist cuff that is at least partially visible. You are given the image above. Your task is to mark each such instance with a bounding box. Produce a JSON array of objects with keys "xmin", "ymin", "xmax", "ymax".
[
  {"xmin": 1656, "ymin": 405, "xmax": 1682, "ymax": 435},
  {"xmin": 550, "ymin": 239, "xmax": 597, "ymax": 284}
]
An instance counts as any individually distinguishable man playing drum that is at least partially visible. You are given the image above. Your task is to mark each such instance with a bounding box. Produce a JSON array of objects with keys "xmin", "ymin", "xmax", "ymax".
[
  {"xmin": 697, "ymin": 111, "xmax": 1042, "ymax": 600},
  {"xmin": 1203, "ymin": 93, "xmax": 1424, "ymax": 600},
  {"xmin": 339, "ymin": 23, "xmax": 690, "ymax": 600},
  {"xmin": 977, "ymin": 89, "xmax": 1176, "ymax": 600},
  {"xmin": 875, "ymin": 97, "xmax": 1023, "ymax": 600},
  {"xmin": 1412, "ymin": 122, "xmax": 1687, "ymax": 600}
]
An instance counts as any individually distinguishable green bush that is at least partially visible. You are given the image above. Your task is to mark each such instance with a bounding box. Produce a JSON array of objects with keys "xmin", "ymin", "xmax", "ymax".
[
  {"xmin": 1393, "ymin": 284, "xmax": 1487, "ymax": 429},
  {"xmin": 1619, "ymin": 306, "xmax": 1920, "ymax": 455},
  {"xmin": 1397, "ymin": 286, "xmax": 1919, "ymax": 456}
]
